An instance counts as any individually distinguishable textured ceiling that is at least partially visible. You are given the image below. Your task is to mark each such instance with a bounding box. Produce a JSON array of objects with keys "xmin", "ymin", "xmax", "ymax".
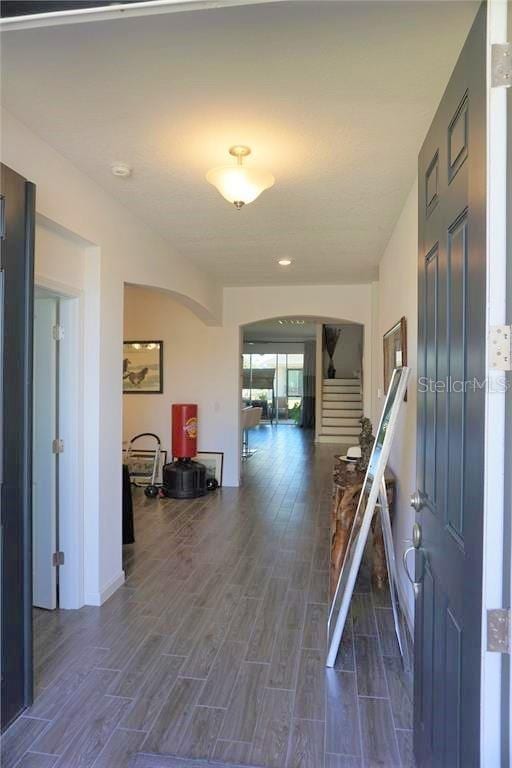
[
  {"xmin": 244, "ymin": 318, "xmax": 317, "ymax": 341},
  {"xmin": 1, "ymin": 1, "xmax": 479, "ymax": 286},
  {"xmin": 243, "ymin": 316, "xmax": 359, "ymax": 341}
]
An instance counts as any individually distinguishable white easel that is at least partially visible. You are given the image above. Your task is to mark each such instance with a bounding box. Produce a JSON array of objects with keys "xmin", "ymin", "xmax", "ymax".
[
  {"xmin": 377, "ymin": 476, "xmax": 410, "ymax": 668},
  {"xmin": 326, "ymin": 366, "xmax": 410, "ymax": 669}
]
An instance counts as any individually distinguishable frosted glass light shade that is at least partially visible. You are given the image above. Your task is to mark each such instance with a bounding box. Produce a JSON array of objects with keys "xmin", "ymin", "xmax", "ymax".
[{"xmin": 206, "ymin": 164, "xmax": 275, "ymax": 207}]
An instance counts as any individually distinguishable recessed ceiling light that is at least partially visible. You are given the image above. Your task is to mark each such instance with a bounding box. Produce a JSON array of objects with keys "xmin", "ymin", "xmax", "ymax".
[
  {"xmin": 111, "ymin": 162, "xmax": 132, "ymax": 178},
  {"xmin": 278, "ymin": 259, "xmax": 292, "ymax": 266}
]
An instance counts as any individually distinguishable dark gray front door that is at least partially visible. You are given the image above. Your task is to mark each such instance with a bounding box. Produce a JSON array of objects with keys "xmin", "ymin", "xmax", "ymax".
[
  {"xmin": 0, "ymin": 164, "xmax": 35, "ymax": 730},
  {"xmin": 415, "ymin": 5, "xmax": 486, "ymax": 767}
]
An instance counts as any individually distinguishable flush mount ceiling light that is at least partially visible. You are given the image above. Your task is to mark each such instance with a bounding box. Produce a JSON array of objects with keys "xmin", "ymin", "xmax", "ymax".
[
  {"xmin": 278, "ymin": 258, "xmax": 292, "ymax": 266},
  {"xmin": 206, "ymin": 146, "xmax": 275, "ymax": 210}
]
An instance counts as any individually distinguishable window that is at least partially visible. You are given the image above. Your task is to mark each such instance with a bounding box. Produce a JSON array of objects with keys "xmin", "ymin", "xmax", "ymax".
[
  {"xmin": 242, "ymin": 351, "xmax": 304, "ymax": 423},
  {"xmin": 287, "ymin": 369, "xmax": 303, "ymax": 397}
]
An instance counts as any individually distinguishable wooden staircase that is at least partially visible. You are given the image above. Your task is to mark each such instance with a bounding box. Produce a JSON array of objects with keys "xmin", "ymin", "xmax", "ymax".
[{"xmin": 317, "ymin": 377, "xmax": 362, "ymax": 444}]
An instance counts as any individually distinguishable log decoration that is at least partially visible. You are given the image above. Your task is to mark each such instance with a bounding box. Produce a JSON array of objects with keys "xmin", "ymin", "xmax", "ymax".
[
  {"xmin": 330, "ymin": 480, "xmax": 362, "ymax": 598},
  {"xmin": 330, "ymin": 457, "xmax": 395, "ymax": 600},
  {"xmin": 356, "ymin": 417, "xmax": 375, "ymax": 472}
]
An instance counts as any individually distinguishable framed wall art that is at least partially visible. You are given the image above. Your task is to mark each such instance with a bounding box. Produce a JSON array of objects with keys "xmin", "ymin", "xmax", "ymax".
[
  {"xmin": 194, "ymin": 452, "xmax": 224, "ymax": 487},
  {"xmin": 123, "ymin": 340, "xmax": 163, "ymax": 394},
  {"xmin": 383, "ymin": 317, "xmax": 407, "ymax": 395}
]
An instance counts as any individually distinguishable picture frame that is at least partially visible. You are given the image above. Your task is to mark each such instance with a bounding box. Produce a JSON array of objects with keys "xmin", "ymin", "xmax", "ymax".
[
  {"xmin": 122, "ymin": 448, "xmax": 168, "ymax": 486},
  {"xmin": 194, "ymin": 452, "xmax": 224, "ymax": 487},
  {"xmin": 327, "ymin": 366, "xmax": 410, "ymax": 668},
  {"xmin": 123, "ymin": 340, "xmax": 163, "ymax": 394},
  {"xmin": 383, "ymin": 317, "xmax": 407, "ymax": 396}
]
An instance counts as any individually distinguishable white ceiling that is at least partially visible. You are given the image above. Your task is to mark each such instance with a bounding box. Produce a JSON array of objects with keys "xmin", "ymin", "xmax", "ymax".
[
  {"xmin": 244, "ymin": 318, "xmax": 318, "ymax": 341},
  {"xmin": 243, "ymin": 316, "xmax": 357, "ymax": 341},
  {"xmin": 1, "ymin": 1, "xmax": 479, "ymax": 286}
]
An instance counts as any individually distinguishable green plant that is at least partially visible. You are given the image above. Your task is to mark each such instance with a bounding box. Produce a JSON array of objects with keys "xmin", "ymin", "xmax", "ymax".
[{"xmin": 289, "ymin": 403, "xmax": 302, "ymax": 425}]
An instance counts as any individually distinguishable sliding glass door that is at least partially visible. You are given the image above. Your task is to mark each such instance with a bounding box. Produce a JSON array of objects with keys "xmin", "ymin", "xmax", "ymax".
[
  {"xmin": 287, "ymin": 355, "xmax": 304, "ymax": 424},
  {"xmin": 242, "ymin": 352, "xmax": 304, "ymax": 424}
]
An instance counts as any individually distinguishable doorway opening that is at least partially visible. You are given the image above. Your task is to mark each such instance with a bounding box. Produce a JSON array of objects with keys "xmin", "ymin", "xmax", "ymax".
[
  {"xmin": 33, "ymin": 284, "xmax": 83, "ymax": 612},
  {"xmin": 240, "ymin": 316, "xmax": 364, "ymax": 466},
  {"xmin": 242, "ymin": 350, "xmax": 305, "ymax": 425}
]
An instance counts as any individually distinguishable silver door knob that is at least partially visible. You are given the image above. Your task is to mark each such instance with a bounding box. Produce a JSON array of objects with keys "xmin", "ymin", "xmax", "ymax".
[{"xmin": 410, "ymin": 490, "xmax": 427, "ymax": 512}]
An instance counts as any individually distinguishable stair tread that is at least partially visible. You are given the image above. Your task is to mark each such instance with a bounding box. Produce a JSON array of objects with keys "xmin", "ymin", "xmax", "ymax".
[
  {"xmin": 321, "ymin": 429, "xmax": 360, "ymax": 435},
  {"xmin": 317, "ymin": 435, "xmax": 360, "ymax": 444},
  {"xmin": 322, "ymin": 403, "xmax": 362, "ymax": 408},
  {"xmin": 323, "ymin": 409, "xmax": 363, "ymax": 414},
  {"xmin": 323, "ymin": 396, "xmax": 361, "ymax": 401},
  {"xmin": 323, "ymin": 421, "xmax": 360, "ymax": 426}
]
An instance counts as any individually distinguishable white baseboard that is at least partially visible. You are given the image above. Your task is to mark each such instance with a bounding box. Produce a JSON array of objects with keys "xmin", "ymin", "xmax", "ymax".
[{"xmin": 84, "ymin": 570, "xmax": 125, "ymax": 606}]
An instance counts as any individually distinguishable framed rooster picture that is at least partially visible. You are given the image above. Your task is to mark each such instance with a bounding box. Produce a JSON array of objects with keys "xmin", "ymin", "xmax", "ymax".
[{"xmin": 123, "ymin": 341, "xmax": 163, "ymax": 394}]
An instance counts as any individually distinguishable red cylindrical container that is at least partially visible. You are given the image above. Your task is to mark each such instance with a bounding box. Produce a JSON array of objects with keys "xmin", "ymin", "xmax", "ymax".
[{"xmin": 172, "ymin": 404, "xmax": 198, "ymax": 459}]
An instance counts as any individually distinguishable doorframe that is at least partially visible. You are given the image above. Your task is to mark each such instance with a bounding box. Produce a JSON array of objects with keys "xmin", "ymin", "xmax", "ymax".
[
  {"xmin": 505, "ymin": 2, "xmax": 512, "ymax": 762},
  {"xmin": 32, "ymin": 294, "xmax": 59, "ymax": 609},
  {"xmin": 34, "ymin": 275, "xmax": 85, "ymax": 609},
  {"xmin": 481, "ymin": 1, "xmax": 510, "ymax": 764}
]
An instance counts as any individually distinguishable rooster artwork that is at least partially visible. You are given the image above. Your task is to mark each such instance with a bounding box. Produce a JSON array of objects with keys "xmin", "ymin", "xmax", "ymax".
[{"xmin": 123, "ymin": 341, "xmax": 163, "ymax": 394}]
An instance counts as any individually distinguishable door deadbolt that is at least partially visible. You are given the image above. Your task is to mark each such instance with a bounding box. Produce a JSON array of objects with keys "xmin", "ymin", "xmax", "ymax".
[{"xmin": 410, "ymin": 490, "xmax": 427, "ymax": 512}]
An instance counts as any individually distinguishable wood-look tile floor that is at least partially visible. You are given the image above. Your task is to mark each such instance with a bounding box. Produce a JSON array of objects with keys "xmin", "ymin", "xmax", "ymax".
[{"xmin": 2, "ymin": 426, "xmax": 413, "ymax": 768}]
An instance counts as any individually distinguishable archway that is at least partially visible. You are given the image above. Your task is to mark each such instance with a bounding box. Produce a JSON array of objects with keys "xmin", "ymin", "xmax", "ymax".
[
  {"xmin": 239, "ymin": 314, "xmax": 366, "ymax": 479},
  {"xmin": 124, "ymin": 281, "xmax": 220, "ymax": 327}
]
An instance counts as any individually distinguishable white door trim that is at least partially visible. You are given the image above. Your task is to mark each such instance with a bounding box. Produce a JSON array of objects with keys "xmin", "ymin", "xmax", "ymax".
[
  {"xmin": 33, "ymin": 296, "xmax": 58, "ymax": 610},
  {"xmin": 35, "ymin": 275, "xmax": 85, "ymax": 609},
  {"xmin": 481, "ymin": 1, "xmax": 509, "ymax": 765}
]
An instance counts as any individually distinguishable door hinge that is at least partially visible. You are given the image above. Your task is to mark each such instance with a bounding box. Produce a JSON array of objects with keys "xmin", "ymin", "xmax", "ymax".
[
  {"xmin": 52, "ymin": 438, "xmax": 64, "ymax": 454},
  {"xmin": 52, "ymin": 551, "xmax": 65, "ymax": 567},
  {"xmin": 487, "ymin": 609, "xmax": 511, "ymax": 654},
  {"xmin": 52, "ymin": 324, "xmax": 64, "ymax": 341},
  {"xmin": 492, "ymin": 43, "xmax": 512, "ymax": 88},
  {"xmin": 489, "ymin": 325, "xmax": 512, "ymax": 371}
]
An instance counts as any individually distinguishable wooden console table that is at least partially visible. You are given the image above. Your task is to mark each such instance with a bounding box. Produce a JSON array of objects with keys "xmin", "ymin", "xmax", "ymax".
[{"xmin": 330, "ymin": 457, "xmax": 395, "ymax": 599}]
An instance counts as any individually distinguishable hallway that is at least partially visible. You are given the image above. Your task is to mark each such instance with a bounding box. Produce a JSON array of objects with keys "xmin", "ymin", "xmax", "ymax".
[{"xmin": 2, "ymin": 426, "xmax": 412, "ymax": 768}]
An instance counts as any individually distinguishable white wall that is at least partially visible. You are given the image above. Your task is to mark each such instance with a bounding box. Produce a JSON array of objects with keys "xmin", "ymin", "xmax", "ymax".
[
  {"xmin": 123, "ymin": 284, "xmax": 375, "ymax": 489},
  {"xmin": 224, "ymin": 284, "xmax": 374, "ymax": 419},
  {"xmin": 34, "ymin": 218, "xmax": 89, "ymax": 609},
  {"xmin": 375, "ymin": 179, "xmax": 418, "ymax": 629},
  {"xmin": 123, "ymin": 286, "xmax": 240, "ymax": 486},
  {"xmin": 35, "ymin": 216, "xmax": 86, "ymax": 291},
  {"xmin": 2, "ymin": 108, "xmax": 377, "ymax": 604},
  {"xmin": 323, "ymin": 323, "xmax": 363, "ymax": 379},
  {"xmin": 2, "ymin": 108, "xmax": 222, "ymax": 605}
]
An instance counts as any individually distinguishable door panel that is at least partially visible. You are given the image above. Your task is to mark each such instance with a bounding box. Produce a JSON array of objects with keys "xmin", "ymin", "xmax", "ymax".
[
  {"xmin": 33, "ymin": 298, "xmax": 57, "ymax": 610},
  {"xmin": 415, "ymin": 5, "xmax": 486, "ymax": 767},
  {"xmin": 0, "ymin": 164, "xmax": 35, "ymax": 729}
]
